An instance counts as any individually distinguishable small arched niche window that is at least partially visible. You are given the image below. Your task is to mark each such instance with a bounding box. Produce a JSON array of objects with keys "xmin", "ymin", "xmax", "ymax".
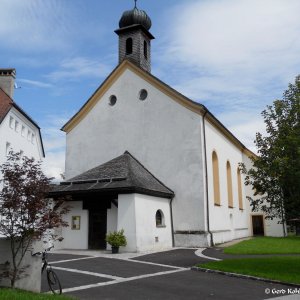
[
  {"xmin": 126, "ymin": 38, "xmax": 133, "ymax": 55},
  {"xmin": 155, "ymin": 210, "xmax": 165, "ymax": 227},
  {"xmin": 226, "ymin": 161, "xmax": 233, "ymax": 208},
  {"xmin": 237, "ymin": 167, "xmax": 243, "ymax": 210},
  {"xmin": 212, "ymin": 151, "xmax": 220, "ymax": 206},
  {"xmin": 144, "ymin": 40, "xmax": 148, "ymax": 59}
]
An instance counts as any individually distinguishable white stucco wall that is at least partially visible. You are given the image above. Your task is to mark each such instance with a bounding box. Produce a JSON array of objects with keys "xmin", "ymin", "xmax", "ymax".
[
  {"xmin": 65, "ymin": 68, "xmax": 206, "ymax": 237},
  {"xmin": 205, "ymin": 119, "xmax": 249, "ymax": 244},
  {"xmin": 135, "ymin": 194, "xmax": 172, "ymax": 252},
  {"xmin": 60, "ymin": 201, "xmax": 89, "ymax": 249},
  {"xmin": 107, "ymin": 202, "xmax": 118, "ymax": 235},
  {"xmin": 117, "ymin": 194, "xmax": 172, "ymax": 252},
  {"xmin": 117, "ymin": 194, "xmax": 137, "ymax": 252},
  {"xmin": 0, "ymin": 107, "xmax": 43, "ymax": 166}
]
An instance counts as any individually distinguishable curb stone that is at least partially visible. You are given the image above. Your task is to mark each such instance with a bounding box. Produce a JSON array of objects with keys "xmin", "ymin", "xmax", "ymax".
[{"xmin": 191, "ymin": 266, "xmax": 300, "ymax": 288}]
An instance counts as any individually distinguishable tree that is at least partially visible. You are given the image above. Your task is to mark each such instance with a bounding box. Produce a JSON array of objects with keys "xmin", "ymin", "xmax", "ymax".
[
  {"xmin": 0, "ymin": 151, "xmax": 69, "ymax": 288},
  {"xmin": 240, "ymin": 76, "xmax": 300, "ymax": 235}
]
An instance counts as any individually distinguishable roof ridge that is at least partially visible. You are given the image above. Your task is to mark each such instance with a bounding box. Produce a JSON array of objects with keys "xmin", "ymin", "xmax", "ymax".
[{"xmin": 123, "ymin": 151, "xmax": 174, "ymax": 194}]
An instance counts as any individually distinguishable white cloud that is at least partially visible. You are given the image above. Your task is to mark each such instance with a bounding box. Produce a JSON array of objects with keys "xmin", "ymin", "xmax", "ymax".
[
  {"xmin": 0, "ymin": 0, "xmax": 75, "ymax": 52},
  {"xmin": 46, "ymin": 57, "xmax": 112, "ymax": 82},
  {"xmin": 42, "ymin": 151, "xmax": 65, "ymax": 182},
  {"xmin": 167, "ymin": 0, "xmax": 300, "ymax": 75},
  {"xmin": 156, "ymin": 0, "xmax": 300, "ymax": 148},
  {"xmin": 40, "ymin": 115, "xmax": 69, "ymax": 181},
  {"xmin": 216, "ymin": 109, "xmax": 266, "ymax": 153},
  {"xmin": 19, "ymin": 79, "xmax": 53, "ymax": 89},
  {"xmin": 0, "ymin": 0, "xmax": 108, "ymax": 55}
]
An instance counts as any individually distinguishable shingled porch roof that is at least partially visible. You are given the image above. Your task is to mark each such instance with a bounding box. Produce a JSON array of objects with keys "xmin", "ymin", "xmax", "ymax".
[{"xmin": 49, "ymin": 151, "xmax": 174, "ymax": 199}]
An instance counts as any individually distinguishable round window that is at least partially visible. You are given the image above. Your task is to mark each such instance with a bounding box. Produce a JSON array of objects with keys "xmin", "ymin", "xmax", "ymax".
[
  {"xmin": 109, "ymin": 95, "xmax": 117, "ymax": 106},
  {"xmin": 139, "ymin": 89, "xmax": 148, "ymax": 101}
]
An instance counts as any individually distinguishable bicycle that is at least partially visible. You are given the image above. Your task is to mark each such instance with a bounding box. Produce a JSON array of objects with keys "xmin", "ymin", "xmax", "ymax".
[{"xmin": 32, "ymin": 245, "xmax": 62, "ymax": 294}]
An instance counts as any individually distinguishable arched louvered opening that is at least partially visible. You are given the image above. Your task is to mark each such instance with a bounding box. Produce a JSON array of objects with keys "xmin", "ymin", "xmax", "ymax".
[
  {"xmin": 126, "ymin": 38, "xmax": 133, "ymax": 55},
  {"xmin": 144, "ymin": 40, "xmax": 148, "ymax": 59}
]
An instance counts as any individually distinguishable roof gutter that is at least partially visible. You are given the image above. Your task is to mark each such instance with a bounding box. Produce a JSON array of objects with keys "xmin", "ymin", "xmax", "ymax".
[{"xmin": 202, "ymin": 110, "xmax": 214, "ymax": 246}]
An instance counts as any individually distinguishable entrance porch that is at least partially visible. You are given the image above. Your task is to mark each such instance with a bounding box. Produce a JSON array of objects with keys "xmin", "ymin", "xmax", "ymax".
[{"xmin": 49, "ymin": 151, "xmax": 174, "ymax": 252}]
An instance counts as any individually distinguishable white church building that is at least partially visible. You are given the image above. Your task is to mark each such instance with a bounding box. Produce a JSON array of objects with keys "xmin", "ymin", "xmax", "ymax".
[{"xmin": 50, "ymin": 4, "xmax": 284, "ymax": 252}]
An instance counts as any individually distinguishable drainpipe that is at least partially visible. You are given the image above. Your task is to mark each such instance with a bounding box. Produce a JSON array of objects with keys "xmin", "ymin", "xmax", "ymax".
[
  {"xmin": 202, "ymin": 111, "xmax": 214, "ymax": 247},
  {"xmin": 169, "ymin": 196, "xmax": 175, "ymax": 247}
]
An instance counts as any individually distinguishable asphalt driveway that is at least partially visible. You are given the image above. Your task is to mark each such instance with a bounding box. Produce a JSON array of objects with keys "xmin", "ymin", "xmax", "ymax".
[{"xmin": 41, "ymin": 249, "xmax": 295, "ymax": 300}]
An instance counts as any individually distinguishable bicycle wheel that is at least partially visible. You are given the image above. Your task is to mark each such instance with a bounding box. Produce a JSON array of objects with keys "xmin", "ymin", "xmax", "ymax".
[{"xmin": 47, "ymin": 269, "xmax": 62, "ymax": 294}]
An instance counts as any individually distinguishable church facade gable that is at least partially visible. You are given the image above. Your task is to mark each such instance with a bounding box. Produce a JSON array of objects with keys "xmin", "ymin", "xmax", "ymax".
[{"xmin": 65, "ymin": 66, "xmax": 207, "ymax": 239}]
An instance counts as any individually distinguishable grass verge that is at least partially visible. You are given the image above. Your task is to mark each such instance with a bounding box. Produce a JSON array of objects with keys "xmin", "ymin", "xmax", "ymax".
[
  {"xmin": 223, "ymin": 236, "xmax": 300, "ymax": 255},
  {"xmin": 0, "ymin": 288, "xmax": 75, "ymax": 300},
  {"xmin": 198, "ymin": 257, "xmax": 300, "ymax": 285}
]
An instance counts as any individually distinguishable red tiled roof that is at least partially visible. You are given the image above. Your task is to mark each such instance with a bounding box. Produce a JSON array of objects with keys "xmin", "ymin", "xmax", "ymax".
[{"xmin": 0, "ymin": 88, "xmax": 13, "ymax": 123}]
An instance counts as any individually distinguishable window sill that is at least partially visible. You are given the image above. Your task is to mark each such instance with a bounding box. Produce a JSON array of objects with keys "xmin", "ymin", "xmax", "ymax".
[
  {"xmin": 214, "ymin": 204, "xmax": 221, "ymax": 207},
  {"xmin": 156, "ymin": 225, "xmax": 166, "ymax": 228}
]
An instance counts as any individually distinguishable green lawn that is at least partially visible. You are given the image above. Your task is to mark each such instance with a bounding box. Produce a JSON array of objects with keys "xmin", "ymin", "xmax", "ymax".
[
  {"xmin": 224, "ymin": 236, "xmax": 300, "ymax": 255},
  {"xmin": 0, "ymin": 288, "xmax": 75, "ymax": 300},
  {"xmin": 198, "ymin": 257, "xmax": 300, "ymax": 284}
]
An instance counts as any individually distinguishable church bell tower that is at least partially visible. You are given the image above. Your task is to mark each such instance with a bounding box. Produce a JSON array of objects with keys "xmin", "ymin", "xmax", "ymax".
[{"xmin": 115, "ymin": 1, "xmax": 154, "ymax": 73}]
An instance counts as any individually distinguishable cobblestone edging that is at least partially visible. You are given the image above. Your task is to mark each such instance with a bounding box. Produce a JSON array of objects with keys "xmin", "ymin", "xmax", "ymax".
[{"xmin": 191, "ymin": 266, "xmax": 300, "ymax": 288}]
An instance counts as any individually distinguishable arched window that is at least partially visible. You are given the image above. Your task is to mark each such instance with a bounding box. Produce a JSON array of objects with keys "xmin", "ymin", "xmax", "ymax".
[
  {"xmin": 126, "ymin": 38, "xmax": 133, "ymax": 55},
  {"xmin": 227, "ymin": 161, "xmax": 233, "ymax": 208},
  {"xmin": 155, "ymin": 210, "xmax": 165, "ymax": 227},
  {"xmin": 212, "ymin": 151, "xmax": 220, "ymax": 205},
  {"xmin": 237, "ymin": 168, "xmax": 243, "ymax": 210},
  {"xmin": 144, "ymin": 40, "xmax": 148, "ymax": 59}
]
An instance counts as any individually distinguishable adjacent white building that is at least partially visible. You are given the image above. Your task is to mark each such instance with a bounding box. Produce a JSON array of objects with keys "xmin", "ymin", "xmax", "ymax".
[
  {"xmin": 50, "ymin": 4, "xmax": 284, "ymax": 252},
  {"xmin": 0, "ymin": 69, "xmax": 44, "ymax": 166},
  {"xmin": 0, "ymin": 69, "xmax": 45, "ymax": 292},
  {"xmin": 0, "ymin": 69, "xmax": 45, "ymax": 234}
]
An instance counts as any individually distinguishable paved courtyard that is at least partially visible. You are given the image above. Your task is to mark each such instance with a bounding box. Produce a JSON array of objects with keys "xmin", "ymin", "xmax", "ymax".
[{"xmin": 41, "ymin": 249, "xmax": 297, "ymax": 300}]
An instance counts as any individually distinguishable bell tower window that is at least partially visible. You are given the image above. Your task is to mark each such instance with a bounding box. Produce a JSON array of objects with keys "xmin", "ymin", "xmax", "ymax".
[
  {"xmin": 144, "ymin": 40, "xmax": 148, "ymax": 59},
  {"xmin": 126, "ymin": 38, "xmax": 133, "ymax": 55}
]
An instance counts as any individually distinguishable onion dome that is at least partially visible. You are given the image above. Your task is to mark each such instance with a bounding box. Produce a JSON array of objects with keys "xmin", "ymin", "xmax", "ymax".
[{"xmin": 119, "ymin": 7, "xmax": 152, "ymax": 31}]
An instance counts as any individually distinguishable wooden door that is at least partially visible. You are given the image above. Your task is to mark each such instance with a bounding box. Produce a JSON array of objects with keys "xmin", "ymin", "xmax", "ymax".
[
  {"xmin": 252, "ymin": 215, "xmax": 264, "ymax": 236},
  {"xmin": 88, "ymin": 210, "xmax": 107, "ymax": 249}
]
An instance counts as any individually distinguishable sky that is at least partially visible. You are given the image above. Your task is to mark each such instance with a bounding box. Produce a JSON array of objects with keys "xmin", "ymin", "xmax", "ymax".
[{"xmin": 1, "ymin": 0, "xmax": 300, "ymax": 181}]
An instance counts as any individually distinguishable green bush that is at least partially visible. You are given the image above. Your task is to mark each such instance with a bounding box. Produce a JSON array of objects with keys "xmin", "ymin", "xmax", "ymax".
[{"xmin": 105, "ymin": 229, "xmax": 127, "ymax": 248}]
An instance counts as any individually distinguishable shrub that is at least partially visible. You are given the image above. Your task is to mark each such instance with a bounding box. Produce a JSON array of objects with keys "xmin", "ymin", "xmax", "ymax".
[{"xmin": 105, "ymin": 229, "xmax": 127, "ymax": 248}]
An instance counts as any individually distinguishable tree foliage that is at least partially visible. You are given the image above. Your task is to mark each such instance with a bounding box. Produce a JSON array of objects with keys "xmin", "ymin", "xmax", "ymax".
[
  {"xmin": 0, "ymin": 152, "xmax": 69, "ymax": 288},
  {"xmin": 241, "ymin": 76, "xmax": 300, "ymax": 226}
]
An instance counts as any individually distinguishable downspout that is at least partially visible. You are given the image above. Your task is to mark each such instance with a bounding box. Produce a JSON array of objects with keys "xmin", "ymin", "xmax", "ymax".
[
  {"xmin": 169, "ymin": 196, "xmax": 175, "ymax": 247},
  {"xmin": 202, "ymin": 111, "xmax": 214, "ymax": 246}
]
